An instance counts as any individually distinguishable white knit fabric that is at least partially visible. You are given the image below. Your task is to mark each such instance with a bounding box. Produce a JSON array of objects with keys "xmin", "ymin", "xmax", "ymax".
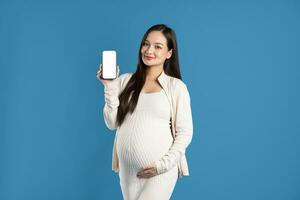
[
  {"xmin": 103, "ymin": 72, "xmax": 193, "ymax": 178},
  {"xmin": 116, "ymin": 90, "xmax": 178, "ymax": 200}
]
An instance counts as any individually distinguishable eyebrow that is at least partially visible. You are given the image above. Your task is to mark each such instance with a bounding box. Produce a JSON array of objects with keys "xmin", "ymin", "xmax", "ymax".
[{"xmin": 144, "ymin": 40, "xmax": 164, "ymax": 46}]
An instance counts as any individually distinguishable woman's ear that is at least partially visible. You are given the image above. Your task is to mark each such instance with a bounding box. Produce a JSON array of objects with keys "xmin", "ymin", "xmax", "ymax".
[{"xmin": 167, "ymin": 49, "xmax": 173, "ymax": 59}]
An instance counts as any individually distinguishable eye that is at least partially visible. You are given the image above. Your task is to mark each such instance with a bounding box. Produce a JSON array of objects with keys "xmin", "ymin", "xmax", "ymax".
[
  {"xmin": 155, "ymin": 46, "xmax": 162, "ymax": 49},
  {"xmin": 142, "ymin": 42, "xmax": 149, "ymax": 46}
]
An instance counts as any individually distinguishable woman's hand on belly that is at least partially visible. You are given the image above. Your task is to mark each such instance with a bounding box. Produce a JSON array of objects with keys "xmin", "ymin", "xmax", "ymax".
[{"xmin": 136, "ymin": 162, "xmax": 158, "ymax": 179}]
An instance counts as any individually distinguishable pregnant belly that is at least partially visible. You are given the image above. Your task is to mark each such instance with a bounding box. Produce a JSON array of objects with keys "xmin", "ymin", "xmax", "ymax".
[{"xmin": 116, "ymin": 123, "xmax": 173, "ymax": 170}]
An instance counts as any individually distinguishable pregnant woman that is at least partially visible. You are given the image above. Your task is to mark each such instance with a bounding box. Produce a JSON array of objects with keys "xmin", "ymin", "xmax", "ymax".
[{"xmin": 97, "ymin": 24, "xmax": 193, "ymax": 200}]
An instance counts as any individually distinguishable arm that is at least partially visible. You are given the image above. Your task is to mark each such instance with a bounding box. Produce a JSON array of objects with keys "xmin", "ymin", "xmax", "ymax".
[
  {"xmin": 102, "ymin": 73, "xmax": 131, "ymax": 130},
  {"xmin": 155, "ymin": 82, "xmax": 193, "ymax": 174},
  {"xmin": 103, "ymin": 77, "xmax": 121, "ymax": 130}
]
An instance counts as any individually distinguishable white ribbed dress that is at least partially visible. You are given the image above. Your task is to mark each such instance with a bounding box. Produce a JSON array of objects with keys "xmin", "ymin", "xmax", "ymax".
[{"xmin": 116, "ymin": 89, "xmax": 178, "ymax": 200}]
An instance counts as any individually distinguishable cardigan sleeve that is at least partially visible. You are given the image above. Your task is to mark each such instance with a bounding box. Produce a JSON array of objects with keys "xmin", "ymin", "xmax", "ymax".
[
  {"xmin": 103, "ymin": 73, "xmax": 130, "ymax": 130},
  {"xmin": 155, "ymin": 82, "xmax": 193, "ymax": 174}
]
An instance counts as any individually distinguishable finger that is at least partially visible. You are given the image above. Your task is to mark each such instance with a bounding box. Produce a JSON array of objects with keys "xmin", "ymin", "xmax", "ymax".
[
  {"xmin": 137, "ymin": 171, "xmax": 142, "ymax": 176},
  {"xmin": 143, "ymin": 167, "xmax": 154, "ymax": 172},
  {"xmin": 137, "ymin": 168, "xmax": 149, "ymax": 173},
  {"xmin": 97, "ymin": 71, "xmax": 103, "ymax": 79},
  {"xmin": 137, "ymin": 170, "xmax": 146, "ymax": 176},
  {"xmin": 97, "ymin": 72, "xmax": 101, "ymax": 78},
  {"xmin": 117, "ymin": 65, "xmax": 120, "ymax": 77},
  {"xmin": 137, "ymin": 168, "xmax": 153, "ymax": 176},
  {"xmin": 138, "ymin": 172, "xmax": 154, "ymax": 179},
  {"xmin": 137, "ymin": 172, "xmax": 149, "ymax": 178},
  {"xmin": 144, "ymin": 167, "xmax": 155, "ymax": 172},
  {"xmin": 138, "ymin": 175, "xmax": 148, "ymax": 179}
]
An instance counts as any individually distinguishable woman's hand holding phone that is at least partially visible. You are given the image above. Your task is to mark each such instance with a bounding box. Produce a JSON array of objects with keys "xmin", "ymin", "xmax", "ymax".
[{"xmin": 96, "ymin": 64, "xmax": 120, "ymax": 85}]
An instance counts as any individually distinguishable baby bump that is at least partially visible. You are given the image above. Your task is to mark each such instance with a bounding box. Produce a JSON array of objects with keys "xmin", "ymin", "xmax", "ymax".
[{"xmin": 116, "ymin": 121, "xmax": 173, "ymax": 169}]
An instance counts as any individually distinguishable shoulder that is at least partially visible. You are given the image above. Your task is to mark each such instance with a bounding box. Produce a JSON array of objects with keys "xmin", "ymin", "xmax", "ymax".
[
  {"xmin": 166, "ymin": 76, "xmax": 191, "ymax": 103},
  {"xmin": 167, "ymin": 76, "xmax": 188, "ymax": 92},
  {"xmin": 118, "ymin": 72, "xmax": 133, "ymax": 80},
  {"xmin": 118, "ymin": 72, "xmax": 134, "ymax": 88}
]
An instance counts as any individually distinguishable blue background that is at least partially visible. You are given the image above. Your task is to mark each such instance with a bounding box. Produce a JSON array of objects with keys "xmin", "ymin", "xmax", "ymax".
[{"xmin": 1, "ymin": 0, "xmax": 300, "ymax": 199}]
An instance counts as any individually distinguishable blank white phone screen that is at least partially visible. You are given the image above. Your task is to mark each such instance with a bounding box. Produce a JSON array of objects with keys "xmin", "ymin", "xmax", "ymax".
[{"xmin": 102, "ymin": 50, "xmax": 117, "ymax": 79}]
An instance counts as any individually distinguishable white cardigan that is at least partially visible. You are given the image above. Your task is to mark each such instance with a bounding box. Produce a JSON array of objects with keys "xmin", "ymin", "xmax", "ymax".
[{"xmin": 103, "ymin": 70, "xmax": 193, "ymax": 178}]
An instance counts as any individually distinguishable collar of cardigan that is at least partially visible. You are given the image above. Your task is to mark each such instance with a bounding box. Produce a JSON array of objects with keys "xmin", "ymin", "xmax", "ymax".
[{"xmin": 157, "ymin": 69, "xmax": 169, "ymax": 86}]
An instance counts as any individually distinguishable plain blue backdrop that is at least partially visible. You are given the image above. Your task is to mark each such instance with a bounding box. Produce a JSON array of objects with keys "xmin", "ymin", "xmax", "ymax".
[{"xmin": 1, "ymin": 0, "xmax": 300, "ymax": 199}]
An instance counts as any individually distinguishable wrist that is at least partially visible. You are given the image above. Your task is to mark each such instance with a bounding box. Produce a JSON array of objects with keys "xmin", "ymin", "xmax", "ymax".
[{"xmin": 155, "ymin": 160, "xmax": 163, "ymax": 175}]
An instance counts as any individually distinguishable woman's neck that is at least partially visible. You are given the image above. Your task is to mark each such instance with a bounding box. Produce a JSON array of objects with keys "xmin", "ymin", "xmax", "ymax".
[{"xmin": 146, "ymin": 65, "xmax": 163, "ymax": 81}]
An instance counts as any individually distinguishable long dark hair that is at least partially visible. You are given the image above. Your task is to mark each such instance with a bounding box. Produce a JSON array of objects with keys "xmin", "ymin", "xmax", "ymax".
[{"xmin": 116, "ymin": 24, "xmax": 182, "ymax": 127}]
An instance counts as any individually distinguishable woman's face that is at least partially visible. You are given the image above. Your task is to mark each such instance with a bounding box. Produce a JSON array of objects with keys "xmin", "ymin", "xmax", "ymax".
[{"xmin": 141, "ymin": 31, "xmax": 172, "ymax": 68}]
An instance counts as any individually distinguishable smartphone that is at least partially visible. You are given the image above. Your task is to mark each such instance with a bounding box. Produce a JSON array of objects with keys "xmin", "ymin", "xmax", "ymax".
[{"xmin": 102, "ymin": 50, "xmax": 117, "ymax": 79}]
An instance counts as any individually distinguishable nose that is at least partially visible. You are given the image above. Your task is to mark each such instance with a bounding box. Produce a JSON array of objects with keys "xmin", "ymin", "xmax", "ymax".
[{"xmin": 145, "ymin": 45, "xmax": 155, "ymax": 54}]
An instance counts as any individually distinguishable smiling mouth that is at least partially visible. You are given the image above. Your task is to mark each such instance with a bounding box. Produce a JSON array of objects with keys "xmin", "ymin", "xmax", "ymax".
[{"xmin": 144, "ymin": 55, "xmax": 155, "ymax": 60}]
